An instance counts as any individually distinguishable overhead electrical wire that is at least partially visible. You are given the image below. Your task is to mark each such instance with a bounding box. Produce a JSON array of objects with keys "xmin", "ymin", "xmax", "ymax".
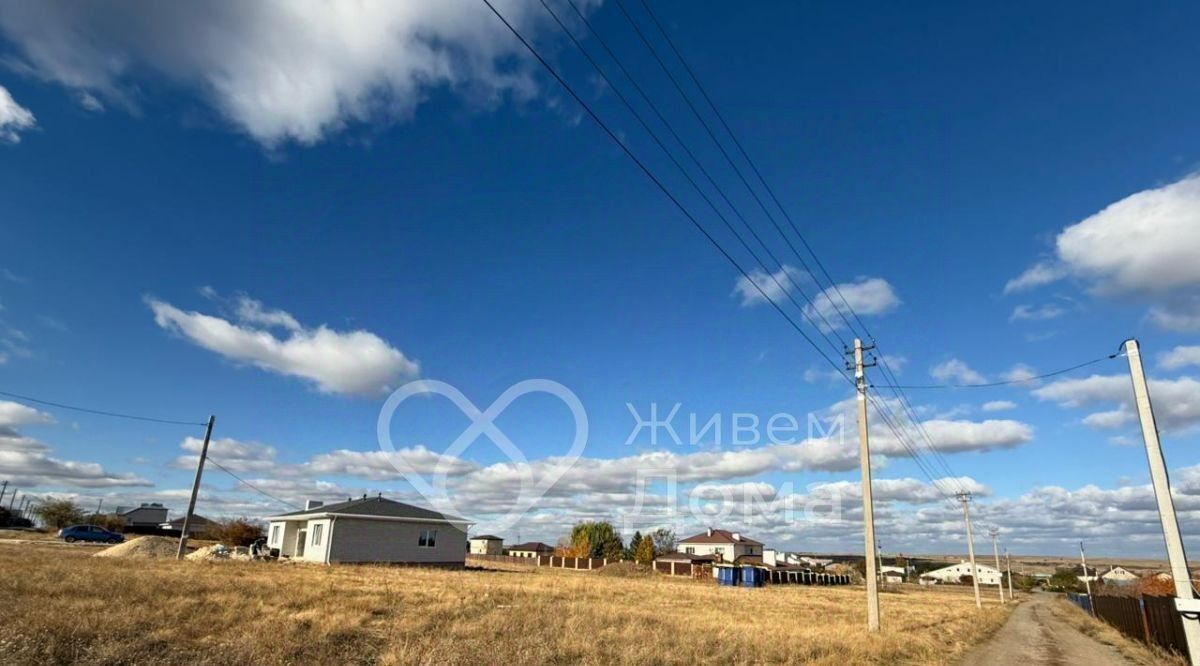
[
  {"xmin": 607, "ymin": 0, "xmax": 963, "ymax": 494},
  {"xmin": 206, "ymin": 457, "xmax": 302, "ymax": 510},
  {"xmin": 874, "ymin": 353, "xmax": 1123, "ymax": 390},
  {"xmin": 480, "ymin": 0, "xmax": 854, "ymax": 383},
  {"xmin": 0, "ymin": 388, "xmax": 209, "ymax": 427}
]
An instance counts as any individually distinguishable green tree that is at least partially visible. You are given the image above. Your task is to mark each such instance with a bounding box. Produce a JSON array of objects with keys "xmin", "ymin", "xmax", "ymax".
[
  {"xmin": 634, "ymin": 534, "xmax": 656, "ymax": 564},
  {"xmin": 570, "ymin": 521, "xmax": 623, "ymax": 559},
  {"xmin": 626, "ymin": 531, "xmax": 643, "ymax": 561},
  {"xmin": 32, "ymin": 499, "xmax": 85, "ymax": 529}
]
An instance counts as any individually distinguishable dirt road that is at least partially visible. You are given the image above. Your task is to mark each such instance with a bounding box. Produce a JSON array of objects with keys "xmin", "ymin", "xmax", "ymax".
[{"xmin": 958, "ymin": 591, "xmax": 1129, "ymax": 666}]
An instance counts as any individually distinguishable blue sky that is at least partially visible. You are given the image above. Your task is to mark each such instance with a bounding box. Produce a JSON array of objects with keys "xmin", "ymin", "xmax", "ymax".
[{"xmin": 1, "ymin": 1, "xmax": 1199, "ymax": 557}]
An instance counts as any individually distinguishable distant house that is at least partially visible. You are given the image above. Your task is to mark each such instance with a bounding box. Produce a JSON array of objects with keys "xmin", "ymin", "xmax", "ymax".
[
  {"xmin": 114, "ymin": 503, "xmax": 169, "ymax": 527},
  {"xmin": 506, "ymin": 542, "xmax": 554, "ymax": 558},
  {"xmin": 160, "ymin": 514, "xmax": 214, "ymax": 536},
  {"xmin": 468, "ymin": 534, "xmax": 504, "ymax": 556},
  {"xmin": 264, "ymin": 496, "xmax": 471, "ymax": 565},
  {"xmin": 677, "ymin": 528, "xmax": 763, "ymax": 563},
  {"xmin": 920, "ymin": 561, "xmax": 1003, "ymax": 586},
  {"xmin": 880, "ymin": 565, "xmax": 906, "ymax": 584},
  {"xmin": 1101, "ymin": 566, "xmax": 1139, "ymax": 585}
]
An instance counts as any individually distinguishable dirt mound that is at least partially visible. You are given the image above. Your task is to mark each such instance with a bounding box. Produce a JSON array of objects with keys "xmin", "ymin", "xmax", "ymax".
[
  {"xmin": 596, "ymin": 561, "xmax": 654, "ymax": 577},
  {"xmin": 186, "ymin": 544, "xmax": 229, "ymax": 561},
  {"xmin": 94, "ymin": 536, "xmax": 179, "ymax": 559}
]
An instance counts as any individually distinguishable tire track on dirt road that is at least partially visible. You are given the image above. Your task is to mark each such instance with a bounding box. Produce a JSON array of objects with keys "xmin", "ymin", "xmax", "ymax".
[{"xmin": 958, "ymin": 591, "xmax": 1129, "ymax": 666}]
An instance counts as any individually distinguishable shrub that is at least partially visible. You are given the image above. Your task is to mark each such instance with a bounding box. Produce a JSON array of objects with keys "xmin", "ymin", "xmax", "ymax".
[
  {"xmin": 32, "ymin": 499, "xmax": 86, "ymax": 529},
  {"xmin": 206, "ymin": 518, "xmax": 264, "ymax": 547}
]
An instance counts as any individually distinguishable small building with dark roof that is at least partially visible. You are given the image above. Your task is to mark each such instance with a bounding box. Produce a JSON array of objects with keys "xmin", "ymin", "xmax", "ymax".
[
  {"xmin": 264, "ymin": 496, "xmax": 471, "ymax": 565},
  {"xmin": 505, "ymin": 541, "xmax": 554, "ymax": 558}
]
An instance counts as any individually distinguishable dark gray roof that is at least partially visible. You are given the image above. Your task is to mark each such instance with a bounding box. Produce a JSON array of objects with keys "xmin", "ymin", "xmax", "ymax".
[
  {"xmin": 470, "ymin": 534, "xmax": 503, "ymax": 541},
  {"xmin": 506, "ymin": 541, "xmax": 554, "ymax": 552},
  {"xmin": 270, "ymin": 496, "xmax": 467, "ymax": 523}
]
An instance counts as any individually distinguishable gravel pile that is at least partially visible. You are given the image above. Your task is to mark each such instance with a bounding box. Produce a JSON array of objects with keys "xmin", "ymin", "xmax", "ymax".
[{"xmin": 94, "ymin": 536, "xmax": 179, "ymax": 559}]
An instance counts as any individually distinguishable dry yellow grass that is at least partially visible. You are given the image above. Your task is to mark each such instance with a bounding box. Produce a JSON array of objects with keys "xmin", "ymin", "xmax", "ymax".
[
  {"xmin": 0, "ymin": 544, "xmax": 1011, "ymax": 665},
  {"xmin": 1049, "ymin": 596, "xmax": 1188, "ymax": 666}
]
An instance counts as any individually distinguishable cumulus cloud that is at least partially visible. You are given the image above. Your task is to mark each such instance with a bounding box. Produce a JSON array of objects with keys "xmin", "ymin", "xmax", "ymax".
[
  {"xmin": 0, "ymin": 401, "xmax": 151, "ymax": 488},
  {"xmin": 301, "ymin": 447, "xmax": 480, "ymax": 480},
  {"xmin": 0, "ymin": 84, "xmax": 35, "ymax": 143},
  {"xmin": 147, "ymin": 294, "xmax": 418, "ymax": 396},
  {"xmin": 803, "ymin": 277, "xmax": 900, "ymax": 330},
  {"xmin": 1160, "ymin": 345, "xmax": 1200, "ymax": 371},
  {"xmin": 732, "ymin": 264, "xmax": 805, "ymax": 307},
  {"xmin": 173, "ymin": 436, "xmax": 278, "ymax": 473},
  {"xmin": 874, "ymin": 418, "xmax": 1033, "ymax": 455},
  {"xmin": 1033, "ymin": 373, "xmax": 1200, "ymax": 432},
  {"xmin": 929, "ymin": 359, "xmax": 985, "ymax": 385},
  {"xmin": 0, "ymin": 1, "xmax": 584, "ymax": 146},
  {"xmin": 1000, "ymin": 364, "xmax": 1039, "ymax": 385},
  {"xmin": 981, "ymin": 400, "xmax": 1017, "ymax": 412},
  {"xmin": 1006, "ymin": 173, "xmax": 1200, "ymax": 329}
]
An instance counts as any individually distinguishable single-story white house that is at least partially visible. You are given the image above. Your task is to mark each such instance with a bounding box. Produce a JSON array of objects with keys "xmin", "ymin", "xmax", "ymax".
[
  {"xmin": 506, "ymin": 542, "xmax": 554, "ymax": 558},
  {"xmin": 880, "ymin": 565, "xmax": 906, "ymax": 583},
  {"xmin": 468, "ymin": 534, "xmax": 504, "ymax": 555},
  {"xmin": 920, "ymin": 561, "xmax": 1003, "ymax": 586},
  {"xmin": 265, "ymin": 496, "xmax": 471, "ymax": 565}
]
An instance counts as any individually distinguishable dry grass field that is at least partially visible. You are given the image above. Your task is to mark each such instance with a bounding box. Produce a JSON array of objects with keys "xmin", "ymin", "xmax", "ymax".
[{"xmin": 0, "ymin": 542, "xmax": 1012, "ymax": 665}]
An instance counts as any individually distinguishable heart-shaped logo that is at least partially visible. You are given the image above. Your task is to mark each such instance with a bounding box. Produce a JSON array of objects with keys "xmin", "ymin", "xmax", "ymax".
[{"xmin": 376, "ymin": 379, "xmax": 588, "ymax": 533}]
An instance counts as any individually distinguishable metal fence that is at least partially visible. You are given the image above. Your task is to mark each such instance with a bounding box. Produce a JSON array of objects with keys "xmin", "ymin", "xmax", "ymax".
[{"xmin": 1067, "ymin": 593, "xmax": 1187, "ymax": 657}]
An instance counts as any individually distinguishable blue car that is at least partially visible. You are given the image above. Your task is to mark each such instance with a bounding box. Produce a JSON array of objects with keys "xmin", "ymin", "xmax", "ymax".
[{"xmin": 58, "ymin": 525, "xmax": 124, "ymax": 544}]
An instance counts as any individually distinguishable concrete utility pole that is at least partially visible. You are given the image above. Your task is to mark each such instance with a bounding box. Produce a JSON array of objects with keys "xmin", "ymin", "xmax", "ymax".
[
  {"xmin": 176, "ymin": 415, "xmax": 216, "ymax": 560},
  {"xmin": 851, "ymin": 338, "xmax": 881, "ymax": 632},
  {"xmin": 989, "ymin": 528, "xmax": 1005, "ymax": 604},
  {"xmin": 7, "ymin": 488, "xmax": 16, "ymax": 511},
  {"xmin": 957, "ymin": 492, "xmax": 983, "ymax": 609},
  {"xmin": 0, "ymin": 480, "xmax": 8, "ymax": 505},
  {"xmin": 94, "ymin": 499, "xmax": 103, "ymax": 517},
  {"xmin": 1003, "ymin": 549, "xmax": 1012, "ymax": 602},
  {"xmin": 1124, "ymin": 338, "xmax": 1199, "ymax": 657},
  {"xmin": 1080, "ymin": 541, "xmax": 1094, "ymax": 615}
]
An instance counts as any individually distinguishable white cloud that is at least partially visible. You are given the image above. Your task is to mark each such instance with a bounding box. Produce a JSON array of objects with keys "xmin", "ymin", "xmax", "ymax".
[
  {"xmin": 1033, "ymin": 373, "xmax": 1200, "ymax": 432},
  {"xmin": 0, "ymin": 1, "xmax": 580, "ymax": 146},
  {"xmin": 1009, "ymin": 303, "xmax": 1065, "ymax": 322},
  {"xmin": 981, "ymin": 400, "xmax": 1017, "ymax": 412},
  {"xmin": 0, "ymin": 84, "xmax": 35, "ymax": 143},
  {"xmin": 173, "ymin": 436, "xmax": 278, "ymax": 473},
  {"xmin": 1007, "ymin": 174, "xmax": 1200, "ymax": 329},
  {"xmin": 0, "ymin": 401, "xmax": 151, "ymax": 488},
  {"xmin": 1004, "ymin": 261, "xmax": 1067, "ymax": 294},
  {"xmin": 803, "ymin": 277, "xmax": 900, "ymax": 330},
  {"xmin": 147, "ymin": 294, "xmax": 418, "ymax": 396},
  {"xmin": 874, "ymin": 418, "xmax": 1033, "ymax": 455},
  {"xmin": 929, "ymin": 359, "xmax": 985, "ymax": 385},
  {"xmin": 733, "ymin": 264, "xmax": 805, "ymax": 307},
  {"xmin": 1000, "ymin": 363, "xmax": 1039, "ymax": 385},
  {"xmin": 1161, "ymin": 345, "xmax": 1200, "ymax": 371},
  {"xmin": 301, "ymin": 447, "xmax": 480, "ymax": 480}
]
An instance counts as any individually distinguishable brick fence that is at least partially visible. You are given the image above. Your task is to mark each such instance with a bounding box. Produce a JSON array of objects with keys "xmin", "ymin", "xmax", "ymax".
[{"xmin": 466, "ymin": 553, "xmax": 620, "ymax": 570}]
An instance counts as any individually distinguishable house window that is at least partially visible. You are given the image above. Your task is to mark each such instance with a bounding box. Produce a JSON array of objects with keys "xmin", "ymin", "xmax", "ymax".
[
  {"xmin": 312, "ymin": 524, "xmax": 323, "ymax": 546},
  {"xmin": 685, "ymin": 547, "xmax": 695, "ymax": 554},
  {"xmin": 419, "ymin": 529, "xmax": 437, "ymax": 548},
  {"xmin": 270, "ymin": 525, "xmax": 280, "ymax": 545}
]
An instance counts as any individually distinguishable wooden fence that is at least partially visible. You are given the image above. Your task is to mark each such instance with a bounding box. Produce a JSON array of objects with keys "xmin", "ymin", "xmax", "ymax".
[{"xmin": 1068, "ymin": 593, "xmax": 1187, "ymax": 657}]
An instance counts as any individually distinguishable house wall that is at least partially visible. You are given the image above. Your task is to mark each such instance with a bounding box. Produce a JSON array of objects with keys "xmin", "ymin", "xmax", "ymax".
[
  {"xmin": 924, "ymin": 563, "xmax": 1002, "ymax": 585},
  {"xmin": 469, "ymin": 539, "xmax": 503, "ymax": 555},
  {"xmin": 507, "ymin": 549, "xmax": 547, "ymax": 558},
  {"xmin": 297, "ymin": 518, "xmax": 333, "ymax": 563},
  {"xmin": 269, "ymin": 520, "xmax": 301, "ymax": 557},
  {"xmin": 327, "ymin": 518, "xmax": 467, "ymax": 564},
  {"xmin": 678, "ymin": 542, "xmax": 760, "ymax": 562},
  {"xmin": 121, "ymin": 507, "xmax": 169, "ymax": 526}
]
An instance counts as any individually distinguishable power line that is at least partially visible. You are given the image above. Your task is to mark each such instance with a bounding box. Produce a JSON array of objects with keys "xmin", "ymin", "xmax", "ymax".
[
  {"xmin": 480, "ymin": 0, "xmax": 853, "ymax": 383},
  {"xmin": 206, "ymin": 457, "xmax": 301, "ymax": 510},
  {"xmin": 0, "ymin": 388, "xmax": 208, "ymax": 427},
  {"xmin": 541, "ymin": 0, "xmax": 846, "ymax": 360},
  {"xmin": 874, "ymin": 353, "xmax": 1122, "ymax": 390}
]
